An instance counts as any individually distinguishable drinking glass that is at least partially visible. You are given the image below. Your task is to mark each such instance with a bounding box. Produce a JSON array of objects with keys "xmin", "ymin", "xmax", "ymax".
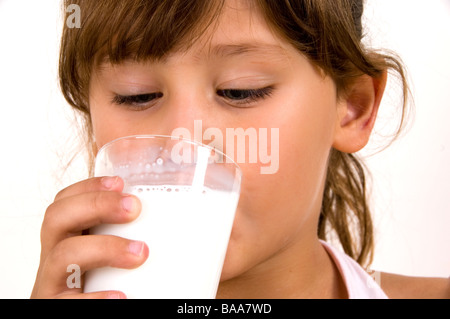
[{"xmin": 84, "ymin": 135, "xmax": 242, "ymax": 299}]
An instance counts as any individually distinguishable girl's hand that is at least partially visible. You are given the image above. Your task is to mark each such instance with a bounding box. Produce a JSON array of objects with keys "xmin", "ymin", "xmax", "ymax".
[{"xmin": 30, "ymin": 176, "xmax": 148, "ymax": 299}]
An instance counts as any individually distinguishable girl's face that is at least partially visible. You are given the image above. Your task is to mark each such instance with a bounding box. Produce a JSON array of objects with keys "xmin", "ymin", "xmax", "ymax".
[{"xmin": 89, "ymin": 1, "xmax": 340, "ymax": 282}]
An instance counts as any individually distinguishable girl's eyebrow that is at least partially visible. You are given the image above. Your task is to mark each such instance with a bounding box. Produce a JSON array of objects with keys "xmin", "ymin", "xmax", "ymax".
[{"xmin": 207, "ymin": 43, "xmax": 288, "ymax": 59}]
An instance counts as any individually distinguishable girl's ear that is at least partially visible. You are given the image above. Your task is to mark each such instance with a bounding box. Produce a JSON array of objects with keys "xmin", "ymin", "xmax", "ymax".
[{"xmin": 332, "ymin": 71, "xmax": 388, "ymax": 153}]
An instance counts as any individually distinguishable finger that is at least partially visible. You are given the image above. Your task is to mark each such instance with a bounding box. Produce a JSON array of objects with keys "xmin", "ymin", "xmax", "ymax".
[
  {"xmin": 41, "ymin": 191, "xmax": 141, "ymax": 254},
  {"xmin": 39, "ymin": 235, "xmax": 148, "ymax": 298},
  {"xmin": 54, "ymin": 176, "xmax": 125, "ymax": 202},
  {"xmin": 56, "ymin": 291, "xmax": 127, "ymax": 299}
]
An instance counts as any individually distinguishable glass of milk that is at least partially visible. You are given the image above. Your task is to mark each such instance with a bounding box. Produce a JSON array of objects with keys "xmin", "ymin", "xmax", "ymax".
[{"xmin": 84, "ymin": 135, "xmax": 242, "ymax": 299}]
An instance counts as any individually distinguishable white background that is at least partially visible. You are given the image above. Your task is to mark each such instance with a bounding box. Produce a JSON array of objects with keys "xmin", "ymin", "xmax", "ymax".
[{"xmin": 0, "ymin": 0, "xmax": 449, "ymax": 298}]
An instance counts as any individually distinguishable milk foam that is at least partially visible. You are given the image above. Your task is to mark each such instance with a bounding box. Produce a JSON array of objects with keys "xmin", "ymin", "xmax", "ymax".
[{"xmin": 84, "ymin": 185, "xmax": 239, "ymax": 299}]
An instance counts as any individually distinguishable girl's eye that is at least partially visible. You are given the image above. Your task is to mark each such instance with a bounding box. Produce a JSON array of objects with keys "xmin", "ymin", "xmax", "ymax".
[
  {"xmin": 112, "ymin": 92, "xmax": 163, "ymax": 109},
  {"xmin": 216, "ymin": 87, "xmax": 274, "ymax": 106},
  {"xmin": 111, "ymin": 87, "xmax": 274, "ymax": 109}
]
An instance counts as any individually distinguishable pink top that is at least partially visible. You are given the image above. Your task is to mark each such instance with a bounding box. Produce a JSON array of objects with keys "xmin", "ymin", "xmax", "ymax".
[{"xmin": 320, "ymin": 240, "xmax": 388, "ymax": 299}]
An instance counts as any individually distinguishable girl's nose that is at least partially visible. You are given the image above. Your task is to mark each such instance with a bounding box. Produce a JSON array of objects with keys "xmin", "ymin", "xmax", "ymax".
[{"xmin": 151, "ymin": 86, "xmax": 215, "ymax": 141}]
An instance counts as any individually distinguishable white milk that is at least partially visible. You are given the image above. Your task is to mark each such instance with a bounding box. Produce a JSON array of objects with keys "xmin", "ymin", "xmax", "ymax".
[{"xmin": 84, "ymin": 185, "xmax": 239, "ymax": 299}]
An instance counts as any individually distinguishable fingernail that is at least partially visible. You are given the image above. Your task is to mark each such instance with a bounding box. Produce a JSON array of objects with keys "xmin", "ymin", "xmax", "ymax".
[
  {"xmin": 107, "ymin": 291, "xmax": 127, "ymax": 299},
  {"xmin": 128, "ymin": 241, "xmax": 145, "ymax": 257},
  {"xmin": 121, "ymin": 195, "xmax": 135, "ymax": 213},
  {"xmin": 101, "ymin": 176, "xmax": 118, "ymax": 189}
]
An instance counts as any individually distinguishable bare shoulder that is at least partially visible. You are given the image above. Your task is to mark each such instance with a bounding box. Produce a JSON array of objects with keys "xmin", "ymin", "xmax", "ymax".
[{"xmin": 379, "ymin": 272, "xmax": 450, "ymax": 299}]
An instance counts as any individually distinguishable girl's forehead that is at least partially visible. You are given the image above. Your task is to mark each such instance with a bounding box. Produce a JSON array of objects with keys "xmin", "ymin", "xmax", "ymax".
[{"xmin": 200, "ymin": 1, "xmax": 279, "ymax": 44}]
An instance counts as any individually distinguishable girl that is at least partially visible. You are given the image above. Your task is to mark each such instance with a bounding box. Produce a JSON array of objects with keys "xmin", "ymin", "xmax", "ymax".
[{"xmin": 31, "ymin": 0, "xmax": 449, "ymax": 299}]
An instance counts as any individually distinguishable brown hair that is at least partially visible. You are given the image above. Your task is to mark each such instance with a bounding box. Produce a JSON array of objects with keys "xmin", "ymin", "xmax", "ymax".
[{"xmin": 59, "ymin": 0, "xmax": 409, "ymax": 267}]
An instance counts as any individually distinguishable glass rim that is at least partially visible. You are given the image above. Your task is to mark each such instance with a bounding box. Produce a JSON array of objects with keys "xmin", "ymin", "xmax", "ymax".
[{"xmin": 96, "ymin": 134, "xmax": 242, "ymax": 177}]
